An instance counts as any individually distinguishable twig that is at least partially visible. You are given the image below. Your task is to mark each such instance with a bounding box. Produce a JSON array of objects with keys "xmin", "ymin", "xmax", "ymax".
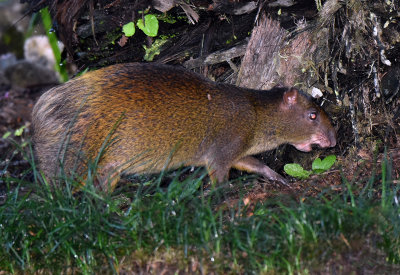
[{"xmin": 183, "ymin": 41, "xmax": 248, "ymax": 69}]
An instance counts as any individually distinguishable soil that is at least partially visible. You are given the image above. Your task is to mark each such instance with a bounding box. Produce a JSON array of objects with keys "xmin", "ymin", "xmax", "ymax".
[{"xmin": 0, "ymin": 86, "xmax": 46, "ymax": 179}]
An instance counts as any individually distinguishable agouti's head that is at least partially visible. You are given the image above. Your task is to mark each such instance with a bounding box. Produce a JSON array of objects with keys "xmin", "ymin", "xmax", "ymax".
[{"xmin": 278, "ymin": 88, "xmax": 336, "ymax": 152}]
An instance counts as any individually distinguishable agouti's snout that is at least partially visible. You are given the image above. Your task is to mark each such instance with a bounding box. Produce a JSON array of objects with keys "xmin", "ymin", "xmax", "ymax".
[{"xmin": 32, "ymin": 63, "xmax": 336, "ymax": 191}]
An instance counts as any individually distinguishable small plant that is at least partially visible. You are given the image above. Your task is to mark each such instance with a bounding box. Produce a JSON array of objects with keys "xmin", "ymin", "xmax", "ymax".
[
  {"xmin": 284, "ymin": 155, "xmax": 336, "ymax": 179},
  {"xmin": 122, "ymin": 14, "xmax": 159, "ymax": 38},
  {"xmin": 143, "ymin": 39, "xmax": 168, "ymax": 61},
  {"xmin": 2, "ymin": 125, "xmax": 27, "ymax": 140},
  {"xmin": 2, "ymin": 124, "xmax": 30, "ymax": 148}
]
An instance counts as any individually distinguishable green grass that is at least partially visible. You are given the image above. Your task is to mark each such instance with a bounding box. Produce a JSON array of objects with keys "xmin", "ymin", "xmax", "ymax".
[{"xmin": 1, "ymin": 139, "xmax": 400, "ymax": 274}]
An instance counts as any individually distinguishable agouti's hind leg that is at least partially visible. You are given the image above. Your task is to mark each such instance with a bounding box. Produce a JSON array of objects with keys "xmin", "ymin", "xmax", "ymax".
[
  {"xmin": 205, "ymin": 160, "xmax": 230, "ymax": 184},
  {"xmin": 233, "ymin": 156, "xmax": 288, "ymax": 185},
  {"xmin": 95, "ymin": 162, "xmax": 122, "ymax": 192}
]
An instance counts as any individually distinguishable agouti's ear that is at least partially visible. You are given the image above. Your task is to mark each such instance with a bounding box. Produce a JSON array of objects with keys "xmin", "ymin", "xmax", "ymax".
[{"xmin": 283, "ymin": 87, "xmax": 299, "ymax": 106}]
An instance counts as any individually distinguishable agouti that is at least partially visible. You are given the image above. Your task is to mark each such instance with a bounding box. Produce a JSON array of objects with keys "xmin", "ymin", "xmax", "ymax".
[{"xmin": 32, "ymin": 63, "xmax": 336, "ymax": 191}]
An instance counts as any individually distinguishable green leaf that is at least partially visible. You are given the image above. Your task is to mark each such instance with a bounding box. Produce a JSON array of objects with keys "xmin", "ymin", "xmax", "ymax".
[
  {"xmin": 2, "ymin": 131, "xmax": 11, "ymax": 139},
  {"xmin": 284, "ymin": 163, "xmax": 312, "ymax": 179},
  {"xmin": 137, "ymin": 14, "xmax": 159, "ymax": 37},
  {"xmin": 312, "ymin": 155, "xmax": 336, "ymax": 173},
  {"xmin": 122, "ymin": 22, "xmax": 135, "ymax": 37},
  {"xmin": 14, "ymin": 125, "xmax": 27, "ymax": 137}
]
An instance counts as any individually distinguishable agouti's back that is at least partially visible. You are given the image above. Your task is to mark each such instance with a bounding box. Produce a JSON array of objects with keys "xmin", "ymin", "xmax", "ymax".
[{"xmin": 32, "ymin": 63, "xmax": 336, "ymax": 191}]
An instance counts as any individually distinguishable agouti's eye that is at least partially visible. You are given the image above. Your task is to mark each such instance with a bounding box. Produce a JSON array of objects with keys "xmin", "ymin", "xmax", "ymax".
[{"xmin": 309, "ymin": 111, "xmax": 317, "ymax": 120}]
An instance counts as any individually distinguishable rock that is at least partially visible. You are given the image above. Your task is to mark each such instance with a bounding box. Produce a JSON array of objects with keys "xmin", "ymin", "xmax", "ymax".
[
  {"xmin": 24, "ymin": 35, "xmax": 64, "ymax": 72},
  {"xmin": 4, "ymin": 60, "xmax": 59, "ymax": 89},
  {"xmin": 0, "ymin": 53, "xmax": 17, "ymax": 70},
  {"xmin": 0, "ymin": 70, "xmax": 10, "ymax": 91}
]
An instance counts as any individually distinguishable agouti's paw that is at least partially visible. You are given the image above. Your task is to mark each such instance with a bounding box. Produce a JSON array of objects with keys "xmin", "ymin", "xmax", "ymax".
[{"xmin": 272, "ymin": 174, "xmax": 289, "ymax": 186}]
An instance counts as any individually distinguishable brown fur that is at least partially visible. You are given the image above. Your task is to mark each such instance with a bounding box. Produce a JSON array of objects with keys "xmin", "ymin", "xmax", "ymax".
[{"xmin": 32, "ymin": 63, "xmax": 336, "ymax": 191}]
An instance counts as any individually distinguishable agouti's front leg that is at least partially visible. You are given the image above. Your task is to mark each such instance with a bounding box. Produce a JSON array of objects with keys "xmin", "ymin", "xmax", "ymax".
[{"xmin": 232, "ymin": 156, "xmax": 289, "ymax": 185}]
